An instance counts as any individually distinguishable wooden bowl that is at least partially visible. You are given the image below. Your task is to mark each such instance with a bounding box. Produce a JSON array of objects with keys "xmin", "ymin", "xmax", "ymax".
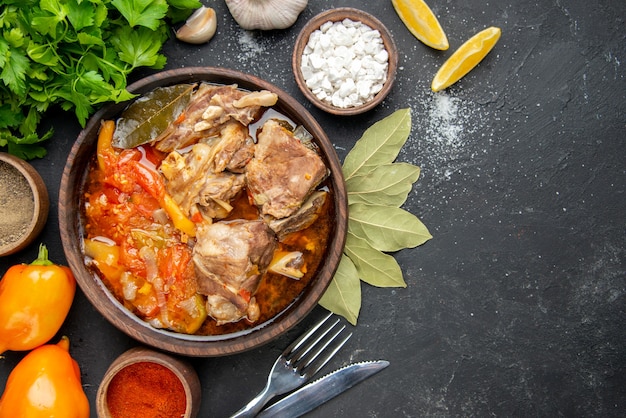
[
  {"xmin": 58, "ymin": 67, "xmax": 348, "ymax": 357},
  {"xmin": 292, "ymin": 8, "xmax": 398, "ymax": 115},
  {"xmin": 0, "ymin": 152, "xmax": 49, "ymax": 256},
  {"xmin": 96, "ymin": 347, "xmax": 201, "ymax": 417}
]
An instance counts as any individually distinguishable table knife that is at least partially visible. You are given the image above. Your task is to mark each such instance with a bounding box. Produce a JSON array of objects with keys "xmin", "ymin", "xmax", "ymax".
[{"xmin": 257, "ymin": 360, "xmax": 389, "ymax": 418}]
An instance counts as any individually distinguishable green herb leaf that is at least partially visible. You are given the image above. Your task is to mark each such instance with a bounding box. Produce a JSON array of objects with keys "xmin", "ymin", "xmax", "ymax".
[
  {"xmin": 318, "ymin": 255, "xmax": 361, "ymax": 325},
  {"xmin": 166, "ymin": 0, "xmax": 202, "ymax": 8},
  {"xmin": 344, "ymin": 232, "xmax": 406, "ymax": 288},
  {"xmin": 112, "ymin": 0, "xmax": 169, "ymax": 30},
  {"xmin": 0, "ymin": 105, "xmax": 21, "ymax": 129},
  {"xmin": 346, "ymin": 162, "xmax": 420, "ymax": 207},
  {"xmin": 166, "ymin": 0, "xmax": 202, "ymax": 23},
  {"xmin": 77, "ymin": 32, "xmax": 105, "ymax": 47},
  {"xmin": 40, "ymin": 0, "xmax": 67, "ymax": 20},
  {"xmin": 342, "ymin": 108, "xmax": 412, "ymax": 180},
  {"xmin": 2, "ymin": 129, "xmax": 51, "ymax": 160},
  {"xmin": 111, "ymin": 25, "xmax": 168, "ymax": 68},
  {"xmin": 348, "ymin": 203, "xmax": 432, "ymax": 252},
  {"xmin": 0, "ymin": 46, "xmax": 29, "ymax": 96},
  {"xmin": 1, "ymin": 0, "xmax": 199, "ymax": 159},
  {"xmin": 76, "ymin": 70, "xmax": 116, "ymax": 102},
  {"xmin": 27, "ymin": 42, "xmax": 60, "ymax": 66},
  {"xmin": 31, "ymin": 14, "xmax": 63, "ymax": 38},
  {"xmin": 66, "ymin": 0, "xmax": 95, "ymax": 31}
]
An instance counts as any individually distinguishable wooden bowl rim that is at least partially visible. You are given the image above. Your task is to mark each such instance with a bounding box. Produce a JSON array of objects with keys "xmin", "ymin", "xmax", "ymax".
[
  {"xmin": 0, "ymin": 152, "xmax": 49, "ymax": 256},
  {"xmin": 292, "ymin": 7, "xmax": 398, "ymax": 115},
  {"xmin": 58, "ymin": 67, "xmax": 348, "ymax": 357},
  {"xmin": 96, "ymin": 346, "xmax": 201, "ymax": 417}
]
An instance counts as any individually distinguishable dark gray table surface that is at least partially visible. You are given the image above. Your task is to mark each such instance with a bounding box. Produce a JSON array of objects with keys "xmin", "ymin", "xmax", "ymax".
[{"xmin": 1, "ymin": 0, "xmax": 624, "ymax": 416}]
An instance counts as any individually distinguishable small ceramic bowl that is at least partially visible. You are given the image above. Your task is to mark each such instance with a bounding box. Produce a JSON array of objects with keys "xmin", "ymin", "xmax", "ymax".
[
  {"xmin": 292, "ymin": 8, "xmax": 398, "ymax": 115},
  {"xmin": 96, "ymin": 347, "xmax": 201, "ymax": 418},
  {"xmin": 0, "ymin": 152, "xmax": 49, "ymax": 256}
]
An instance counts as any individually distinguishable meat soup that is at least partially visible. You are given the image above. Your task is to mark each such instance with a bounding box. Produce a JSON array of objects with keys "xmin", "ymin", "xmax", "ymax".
[{"xmin": 82, "ymin": 83, "xmax": 334, "ymax": 336}]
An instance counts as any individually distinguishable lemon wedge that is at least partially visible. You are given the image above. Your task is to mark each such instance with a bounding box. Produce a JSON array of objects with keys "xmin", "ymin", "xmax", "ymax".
[
  {"xmin": 392, "ymin": 0, "xmax": 449, "ymax": 50},
  {"xmin": 431, "ymin": 26, "xmax": 501, "ymax": 92}
]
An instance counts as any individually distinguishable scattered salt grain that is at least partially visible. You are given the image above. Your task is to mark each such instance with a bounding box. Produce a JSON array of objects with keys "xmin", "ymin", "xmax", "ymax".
[
  {"xmin": 403, "ymin": 93, "xmax": 490, "ymax": 182},
  {"xmin": 301, "ymin": 18, "xmax": 388, "ymax": 108},
  {"xmin": 235, "ymin": 31, "xmax": 267, "ymax": 63}
]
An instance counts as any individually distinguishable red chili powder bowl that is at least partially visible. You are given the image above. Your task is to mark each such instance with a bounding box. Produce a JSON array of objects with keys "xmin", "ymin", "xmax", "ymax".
[{"xmin": 96, "ymin": 347, "xmax": 201, "ymax": 418}]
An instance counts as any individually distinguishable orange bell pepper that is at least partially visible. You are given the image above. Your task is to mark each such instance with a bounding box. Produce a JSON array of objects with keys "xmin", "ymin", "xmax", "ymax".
[
  {"xmin": 96, "ymin": 119, "xmax": 116, "ymax": 172},
  {"xmin": 0, "ymin": 245, "xmax": 76, "ymax": 355},
  {"xmin": 0, "ymin": 336, "xmax": 90, "ymax": 418}
]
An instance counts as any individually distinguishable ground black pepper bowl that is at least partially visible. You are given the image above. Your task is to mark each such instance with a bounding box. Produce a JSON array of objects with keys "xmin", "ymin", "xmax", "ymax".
[
  {"xmin": 58, "ymin": 67, "xmax": 348, "ymax": 357},
  {"xmin": 0, "ymin": 152, "xmax": 49, "ymax": 257},
  {"xmin": 292, "ymin": 8, "xmax": 398, "ymax": 115}
]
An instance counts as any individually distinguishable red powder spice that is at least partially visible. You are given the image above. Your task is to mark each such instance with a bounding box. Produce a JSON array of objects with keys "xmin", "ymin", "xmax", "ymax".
[{"xmin": 106, "ymin": 361, "xmax": 187, "ymax": 418}]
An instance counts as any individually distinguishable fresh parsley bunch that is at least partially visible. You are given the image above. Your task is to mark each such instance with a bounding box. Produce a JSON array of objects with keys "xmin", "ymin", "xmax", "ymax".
[{"xmin": 0, "ymin": 0, "xmax": 200, "ymax": 159}]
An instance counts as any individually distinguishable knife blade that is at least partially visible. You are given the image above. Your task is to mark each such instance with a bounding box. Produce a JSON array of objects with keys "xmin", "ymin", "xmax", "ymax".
[{"xmin": 257, "ymin": 360, "xmax": 389, "ymax": 418}]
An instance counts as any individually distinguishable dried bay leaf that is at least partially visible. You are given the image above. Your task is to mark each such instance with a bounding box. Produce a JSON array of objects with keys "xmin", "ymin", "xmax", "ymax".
[
  {"xmin": 112, "ymin": 83, "xmax": 195, "ymax": 148},
  {"xmin": 342, "ymin": 108, "xmax": 411, "ymax": 180},
  {"xmin": 344, "ymin": 232, "xmax": 406, "ymax": 288},
  {"xmin": 321, "ymin": 108, "xmax": 432, "ymax": 324},
  {"xmin": 318, "ymin": 255, "xmax": 361, "ymax": 325},
  {"xmin": 348, "ymin": 203, "xmax": 432, "ymax": 252},
  {"xmin": 346, "ymin": 162, "xmax": 420, "ymax": 207}
]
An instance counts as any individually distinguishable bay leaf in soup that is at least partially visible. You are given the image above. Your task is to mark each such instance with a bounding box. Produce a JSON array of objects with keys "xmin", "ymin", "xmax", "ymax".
[
  {"xmin": 346, "ymin": 162, "xmax": 420, "ymax": 207},
  {"xmin": 342, "ymin": 108, "xmax": 411, "ymax": 180},
  {"xmin": 344, "ymin": 232, "xmax": 406, "ymax": 288},
  {"xmin": 318, "ymin": 254, "xmax": 361, "ymax": 325},
  {"xmin": 348, "ymin": 203, "xmax": 433, "ymax": 252},
  {"xmin": 112, "ymin": 83, "xmax": 196, "ymax": 148}
]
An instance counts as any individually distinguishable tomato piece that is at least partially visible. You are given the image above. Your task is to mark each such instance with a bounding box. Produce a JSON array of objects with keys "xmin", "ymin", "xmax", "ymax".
[
  {"xmin": 158, "ymin": 244, "xmax": 192, "ymax": 285},
  {"xmin": 141, "ymin": 145, "xmax": 166, "ymax": 167},
  {"xmin": 119, "ymin": 239, "xmax": 147, "ymax": 279},
  {"xmin": 132, "ymin": 162, "xmax": 166, "ymax": 201}
]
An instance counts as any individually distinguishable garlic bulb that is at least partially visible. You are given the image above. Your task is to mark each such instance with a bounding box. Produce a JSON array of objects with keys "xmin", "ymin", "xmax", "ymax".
[
  {"xmin": 176, "ymin": 6, "xmax": 217, "ymax": 44},
  {"xmin": 225, "ymin": 0, "xmax": 308, "ymax": 30}
]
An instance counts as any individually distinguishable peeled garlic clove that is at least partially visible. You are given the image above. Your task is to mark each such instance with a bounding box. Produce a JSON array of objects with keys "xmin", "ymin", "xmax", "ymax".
[
  {"xmin": 225, "ymin": 0, "xmax": 308, "ymax": 31},
  {"xmin": 176, "ymin": 6, "xmax": 217, "ymax": 44}
]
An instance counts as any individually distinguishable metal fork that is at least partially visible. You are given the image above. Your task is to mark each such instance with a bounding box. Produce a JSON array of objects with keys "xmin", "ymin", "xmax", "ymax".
[{"xmin": 229, "ymin": 313, "xmax": 352, "ymax": 418}]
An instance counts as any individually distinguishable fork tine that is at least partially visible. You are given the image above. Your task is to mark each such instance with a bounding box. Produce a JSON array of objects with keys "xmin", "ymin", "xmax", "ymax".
[
  {"xmin": 286, "ymin": 313, "xmax": 353, "ymax": 380},
  {"xmin": 282, "ymin": 312, "xmax": 333, "ymax": 357},
  {"xmin": 288, "ymin": 317, "xmax": 341, "ymax": 365},
  {"xmin": 229, "ymin": 313, "xmax": 351, "ymax": 417},
  {"xmin": 292, "ymin": 318, "xmax": 344, "ymax": 366},
  {"xmin": 298, "ymin": 326, "xmax": 352, "ymax": 379}
]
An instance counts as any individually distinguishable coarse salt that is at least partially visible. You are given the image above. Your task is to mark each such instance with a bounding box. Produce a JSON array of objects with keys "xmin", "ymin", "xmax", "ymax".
[{"xmin": 301, "ymin": 18, "xmax": 388, "ymax": 108}]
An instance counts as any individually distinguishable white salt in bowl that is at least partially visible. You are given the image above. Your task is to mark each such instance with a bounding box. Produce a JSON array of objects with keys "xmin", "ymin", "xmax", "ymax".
[{"xmin": 292, "ymin": 8, "xmax": 398, "ymax": 116}]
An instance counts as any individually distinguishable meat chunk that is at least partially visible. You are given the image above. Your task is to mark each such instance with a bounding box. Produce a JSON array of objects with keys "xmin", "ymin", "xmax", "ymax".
[
  {"xmin": 192, "ymin": 220, "xmax": 277, "ymax": 324},
  {"xmin": 226, "ymin": 135, "xmax": 255, "ymax": 173},
  {"xmin": 267, "ymin": 191, "xmax": 328, "ymax": 240},
  {"xmin": 246, "ymin": 119, "xmax": 328, "ymax": 219},
  {"xmin": 155, "ymin": 83, "xmax": 277, "ymax": 153},
  {"xmin": 160, "ymin": 143, "xmax": 246, "ymax": 220},
  {"xmin": 200, "ymin": 121, "xmax": 255, "ymax": 174}
]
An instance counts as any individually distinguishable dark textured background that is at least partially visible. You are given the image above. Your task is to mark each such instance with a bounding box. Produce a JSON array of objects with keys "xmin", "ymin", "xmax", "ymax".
[{"xmin": 1, "ymin": 0, "xmax": 624, "ymax": 416}]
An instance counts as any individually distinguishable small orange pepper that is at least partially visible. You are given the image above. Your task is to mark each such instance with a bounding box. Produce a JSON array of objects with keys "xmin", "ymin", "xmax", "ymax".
[
  {"xmin": 0, "ymin": 336, "xmax": 90, "ymax": 418},
  {"xmin": 96, "ymin": 119, "xmax": 116, "ymax": 172},
  {"xmin": 0, "ymin": 245, "xmax": 76, "ymax": 355}
]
